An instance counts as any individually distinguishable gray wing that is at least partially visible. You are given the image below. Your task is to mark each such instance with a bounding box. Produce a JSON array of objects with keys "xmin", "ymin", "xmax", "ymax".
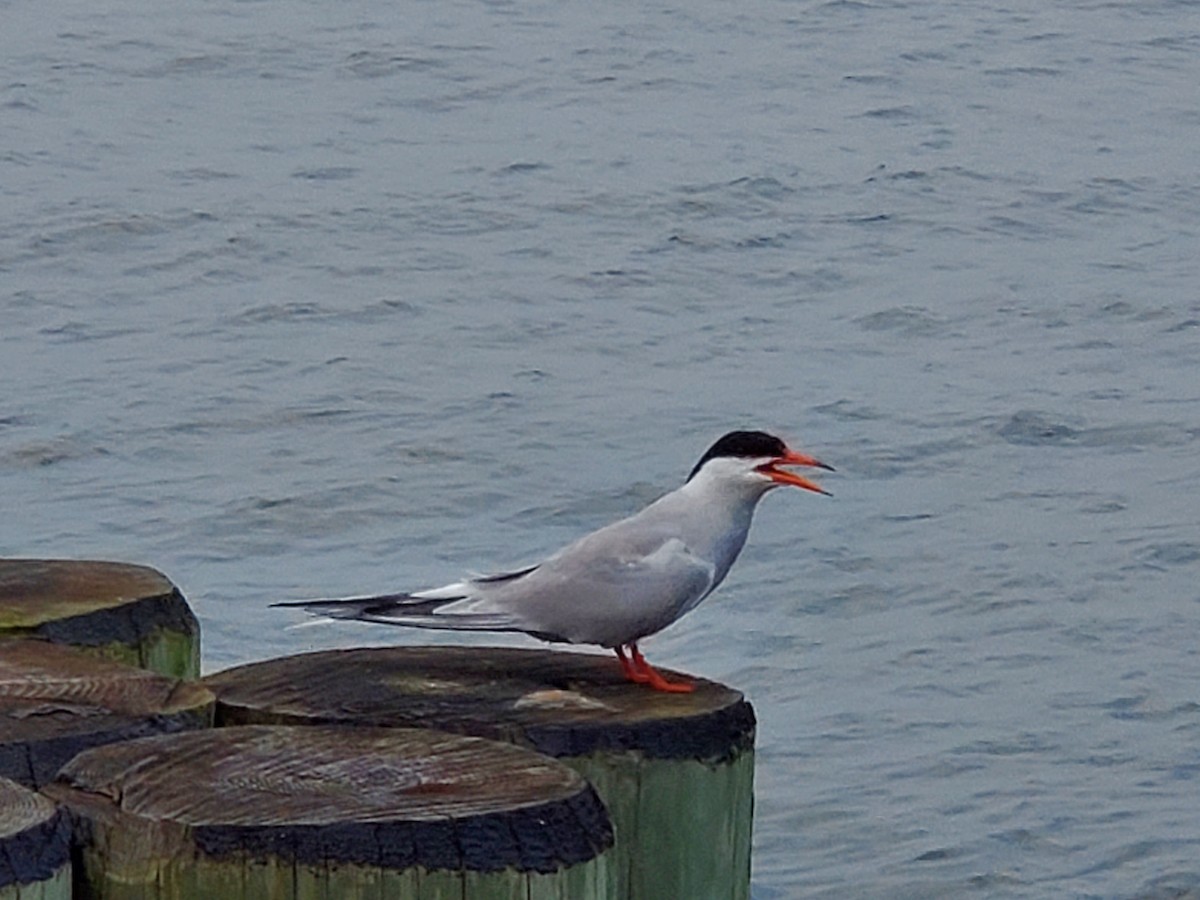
[
  {"xmin": 275, "ymin": 515, "xmax": 718, "ymax": 648},
  {"xmin": 473, "ymin": 526, "xmax": 718, "ymax": 647}
]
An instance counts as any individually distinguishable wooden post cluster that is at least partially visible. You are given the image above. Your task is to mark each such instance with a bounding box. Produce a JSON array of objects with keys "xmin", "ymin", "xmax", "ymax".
[
  {"xmin": 205, "ymin": 646, "xmax": 756, "ymax": 899},
  {"xmin": 2, "ymin": 559, "xmax": 756, "ymax": 899}
]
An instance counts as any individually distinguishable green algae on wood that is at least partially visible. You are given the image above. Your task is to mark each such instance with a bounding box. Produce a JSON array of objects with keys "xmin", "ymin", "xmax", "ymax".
[
  {"xmin": 44, "ymin": 724, "xmax": 615, "ymax": 900},
  {"xmin": 0, "ymin": 559, "xmax": 200, "ymax": 679},
  {"xmin": 204, "ymin": 646, "xmax": 755, "ymax": 900},
  {"xmin": 0, "ymin": 777, "xmax": 72, "ymax": 900},
  {"xmin": 0, "ymin": 641, "xmax": 214, "ymax": 789}
]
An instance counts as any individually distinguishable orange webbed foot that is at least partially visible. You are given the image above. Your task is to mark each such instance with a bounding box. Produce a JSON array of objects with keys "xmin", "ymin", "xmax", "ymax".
[{"xmin": 614, "ymin": 644, "xmax": 695, "ymax": 693}]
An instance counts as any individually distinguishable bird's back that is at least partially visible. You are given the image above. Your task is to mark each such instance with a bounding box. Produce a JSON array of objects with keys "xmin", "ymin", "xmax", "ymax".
[{"xmin": 460, "ymin": 482, "xmax": 759, "ymax": 646}]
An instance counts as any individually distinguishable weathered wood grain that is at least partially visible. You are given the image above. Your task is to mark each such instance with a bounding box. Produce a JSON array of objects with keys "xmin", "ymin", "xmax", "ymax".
[
  {"xmin": 0, "ymin": 777, "xmax": 71, "ymax": 900},
  {"xmin": 204, "ymin": 646, "xmax": 755, "ymax": 899},
  {"xmin": 0, "ymin": 559, "xmax": 200, "ymax": 679},
  {"xmin": 0, "ymin": 641, "xmax": 214, "ymax": 788},
  {"xmin": 44, "ymin": 725, "xmax": 615, "ymax": 899}
]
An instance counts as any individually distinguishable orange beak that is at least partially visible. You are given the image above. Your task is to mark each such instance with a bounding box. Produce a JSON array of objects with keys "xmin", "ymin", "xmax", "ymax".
[{"xmin": 756, "ymin": 449, "xmax": 834, "ymax": 496}]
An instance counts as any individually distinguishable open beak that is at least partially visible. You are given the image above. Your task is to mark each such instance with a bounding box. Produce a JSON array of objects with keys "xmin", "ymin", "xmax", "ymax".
[{"xmin": 757, "ymin": 449, "xmax": 834, "ymax": 496}]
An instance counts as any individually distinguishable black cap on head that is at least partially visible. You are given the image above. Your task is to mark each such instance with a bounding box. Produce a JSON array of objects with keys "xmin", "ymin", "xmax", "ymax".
[{"xmin": 687, "ymin": 430, "xmax": 787, "ymax": 481}]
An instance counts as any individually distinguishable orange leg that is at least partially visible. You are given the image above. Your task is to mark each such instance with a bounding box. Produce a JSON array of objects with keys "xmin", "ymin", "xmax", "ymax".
[
  {"xmin": 615, "ymin": 645, "xmax": 650, "ymax": 683},
  {"xmin": 613, "ymin": 643, "xmax": 694, "ymax": 693}
]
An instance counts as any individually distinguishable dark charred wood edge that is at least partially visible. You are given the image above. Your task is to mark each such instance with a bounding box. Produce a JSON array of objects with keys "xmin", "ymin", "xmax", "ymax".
[
  {"xmin": 216, "ymin": 697, "xmax": 756, "ymax": 765},
  {"xmin": 0, "ymin": 804, "xmax": 72, "ymax": 889},
  {"xmin": 0, "ymin": 708, "xmax": 212, "ymax": 790},
  {"xmin": 185, "ymin": 784, "xmax": 612, "ymax": 874},
  {"xmin": 522, "ymin": 698, "xmax": 758, "ymax": 763},
  {"xmin": 31, "ymin": 589, "xmax": 198, "ymax": 648},
  {"xmin": 206, "ymin": 647, "xmax": 757, "ymax": 764}
]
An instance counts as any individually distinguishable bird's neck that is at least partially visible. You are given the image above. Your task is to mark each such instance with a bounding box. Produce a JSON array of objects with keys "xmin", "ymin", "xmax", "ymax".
[
  {"xmin": 675, "ymin": 469, "xmax": 774, "ymax": 513},
  {"xmin": 660, "ymin": 476, "xmax": 771, "ymax": 580}
]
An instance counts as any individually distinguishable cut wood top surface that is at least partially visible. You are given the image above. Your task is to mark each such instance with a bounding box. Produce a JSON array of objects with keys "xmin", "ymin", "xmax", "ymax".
[
  {"xmin": 45, "ymin": 725, "xmax": 614, "ymax": 872},
  {"xmin": 0, "ymin": 641, "xmax": 213, "ymax": 747},
  {"xmin": 55, "ymin": 724, "xmax": 591, "ymax": 824},
  {"xmin": 205, "ymin": 646, "xmax": 756, "ymax": 762},
  {"xmin": 0, "ymin": 559, "xmax": 194, "ymax": 643}
]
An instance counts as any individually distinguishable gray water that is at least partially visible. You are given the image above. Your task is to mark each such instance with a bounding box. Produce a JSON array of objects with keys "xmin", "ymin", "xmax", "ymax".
[{"xmin": 4, "ymin": 0, "xmax": 1200, "ymax": 896}]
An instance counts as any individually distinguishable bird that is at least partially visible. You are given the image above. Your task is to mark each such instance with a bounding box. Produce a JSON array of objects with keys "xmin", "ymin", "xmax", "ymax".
[{"xmin": 275, "ymin": 430, "xmax": 833, "ymax": 692}]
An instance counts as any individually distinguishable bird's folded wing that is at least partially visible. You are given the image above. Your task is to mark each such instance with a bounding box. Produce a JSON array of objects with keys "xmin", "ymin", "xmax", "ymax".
[
  {"xmin": 477, "ymin": 535, "xmax": 717, "ymax": 646},
  {"xmin": 594, "ymin": 536, "xmax": 716, "ymax": 603},
  {"xmin": 272, "ymin": 535, "xmax": 716, "ymax": 644}
]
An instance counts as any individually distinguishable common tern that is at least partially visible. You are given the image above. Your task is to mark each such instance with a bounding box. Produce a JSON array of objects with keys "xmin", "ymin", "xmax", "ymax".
[{"xmin": 275, "ymin": 430, "xmax": 832, "ymax": 692}]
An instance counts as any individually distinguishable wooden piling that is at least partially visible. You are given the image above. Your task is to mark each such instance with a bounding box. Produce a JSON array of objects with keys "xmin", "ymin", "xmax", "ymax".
[
  {"xmin": 204, "ymin": 646, "xmax": 756, "ymax": 900},
  {"xmin": 0, "ymin": 777, "xmax": 71, "ymax": 900},
  {"xmin": 0, "ymin": 641, "xmax": 214, "ymax": 789},
  {"xmin": 43, "ymin": 724, "xmax": 615, "ymax": 900},
  {"xmin": 0, "ymin": 559, "xmax": 200, "ymax": 679}
]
